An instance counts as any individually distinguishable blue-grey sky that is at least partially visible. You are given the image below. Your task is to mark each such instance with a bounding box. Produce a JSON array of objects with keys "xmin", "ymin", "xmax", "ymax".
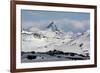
[{"xmin": 21, "ymin": 9, "xmax": 90, "ymax": 33}]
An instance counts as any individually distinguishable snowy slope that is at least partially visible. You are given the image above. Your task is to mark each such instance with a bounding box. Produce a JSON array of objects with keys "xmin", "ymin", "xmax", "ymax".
[{"xmin": 21, "ymin": 22, "xmax": 90, "ymax": 55}]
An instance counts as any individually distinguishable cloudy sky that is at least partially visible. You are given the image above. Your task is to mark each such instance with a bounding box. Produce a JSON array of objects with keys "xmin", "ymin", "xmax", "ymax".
[{"xmin": 21, "ymin": 9, "xmax": 90, "ymax": 33}]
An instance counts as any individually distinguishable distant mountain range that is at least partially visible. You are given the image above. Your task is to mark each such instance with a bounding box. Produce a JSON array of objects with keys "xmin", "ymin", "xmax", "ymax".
[{"xmin": 22, "ymin": 21, "xmax": 90, "ymax": 56}]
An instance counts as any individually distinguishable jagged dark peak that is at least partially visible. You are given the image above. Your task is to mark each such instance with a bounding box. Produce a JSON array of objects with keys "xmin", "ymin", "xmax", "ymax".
[
  {"xmin": 46, "ymin": 21, "xmax": 60, "ymax": 31},
  {"xmin": 46, "ymin": 21, "xmax": 54, "ymax": 28}
]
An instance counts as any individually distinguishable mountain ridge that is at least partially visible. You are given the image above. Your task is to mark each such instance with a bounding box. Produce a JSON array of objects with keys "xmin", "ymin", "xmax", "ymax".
[{"xmin": 21, "ymin": 22, "xmax": 90, "ymax": 56}]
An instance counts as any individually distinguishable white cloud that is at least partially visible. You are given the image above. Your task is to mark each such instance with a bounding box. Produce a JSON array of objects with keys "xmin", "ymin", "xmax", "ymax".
[
  {"xmin": 22, "ymin": 18, "xmax": 89, "ymax": 33},
  {"xmin": 70, "ymin": 20, "xmax": 89, "ymax": 30},
  {"xmin": 54, "ymin": 18, "xmax": 89, "ymax": 31}
]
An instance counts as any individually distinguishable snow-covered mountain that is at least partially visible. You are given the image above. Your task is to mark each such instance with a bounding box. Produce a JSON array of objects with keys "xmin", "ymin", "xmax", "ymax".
[
  {"xmin": 21, "ymin": 21, "xmax": 90, "ymax": 56},
  {"xmin": 45, "ymin": 21, "xmax": 63, "ymax": 33}
]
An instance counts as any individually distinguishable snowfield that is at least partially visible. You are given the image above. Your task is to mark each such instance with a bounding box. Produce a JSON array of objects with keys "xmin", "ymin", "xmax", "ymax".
[{"xmin": 21, "ymin": 21, "xmax": 90, "ymax": 62}]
